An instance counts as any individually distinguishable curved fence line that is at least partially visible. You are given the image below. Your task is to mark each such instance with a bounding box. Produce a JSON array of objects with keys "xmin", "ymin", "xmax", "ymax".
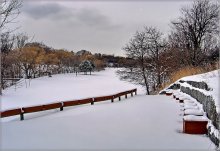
[{"xmin": 0, "ymin": 88, "xmax": 137, "ymax": 120}]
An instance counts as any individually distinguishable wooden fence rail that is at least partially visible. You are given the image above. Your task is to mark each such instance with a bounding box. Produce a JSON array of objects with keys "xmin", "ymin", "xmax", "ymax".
[
  {"xmin": 0, "ymin": 88, "xmax": 137, "ymax": 120},
  {"xmin": 93, "ymin": 95, "xmax": 114, "ymax": 104}
]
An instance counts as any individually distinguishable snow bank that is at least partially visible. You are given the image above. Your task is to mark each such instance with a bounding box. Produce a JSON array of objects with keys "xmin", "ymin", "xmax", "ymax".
[
  {"xmin": 184, "ymin": 109, "xmax": 204, "ymax": 116},
  {"xmin": 181, "ymin": 69, "xmax": 219, "ymax": 111},
  {"xmin": 183, "ymin": 115, "xmax": 208, "ymax": 121},
  {"xmin": 183, "ymin": 102, "xmax": 198, "ymax": 107},
  {"xmin": 183, "ymin": 99, "xmax": 196, "ymax": 103},
  {"xmin": 181, "ymin": 105, "xmax": 200, "ymax": 110}
]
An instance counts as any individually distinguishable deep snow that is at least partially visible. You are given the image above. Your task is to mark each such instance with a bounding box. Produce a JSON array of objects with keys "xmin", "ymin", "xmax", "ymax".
[{"xmin": 0, "ymin": 68, "xmax": 215, "ymax": 149}]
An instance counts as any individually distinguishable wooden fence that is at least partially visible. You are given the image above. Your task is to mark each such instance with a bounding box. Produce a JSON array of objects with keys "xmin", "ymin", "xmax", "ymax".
[{"xmin": 0, "ymin": 88, "xmax": 137, "ymax": 120}]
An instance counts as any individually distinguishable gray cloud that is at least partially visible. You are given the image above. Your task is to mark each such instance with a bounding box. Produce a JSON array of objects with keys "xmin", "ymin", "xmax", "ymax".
[
  {"xmin": 22, "ymin": 2, "xmax": 65, "ymax": 19},
  {"xmin": 16, "ymin": 1, "xmax": 192, "ymax": 56},
  {"xmin": 22, "ymin": 2, "xmax": 120, "ymax": 30},
  {"xmin": 75, "ymin": 8, "xmax": 121, "ymax": 30},
  {"xmin": 76, "ymin": 8, "xmax": 111, "ymax": 28}
]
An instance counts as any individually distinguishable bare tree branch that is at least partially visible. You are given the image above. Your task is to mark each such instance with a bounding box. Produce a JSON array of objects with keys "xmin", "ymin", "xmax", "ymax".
[
  {"xmin": 0, "ymin": 0, "xmax": 22, "ymax": 29},
  {"xmin": 170, "ymin": 0, "xmax": 220, "ymax": 66}
]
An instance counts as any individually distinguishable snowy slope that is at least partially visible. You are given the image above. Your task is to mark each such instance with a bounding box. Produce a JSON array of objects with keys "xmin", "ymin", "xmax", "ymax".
[
  {"xmin": 1, "ymin": 95, "xmax": 214, "ymax": 150},
  {"xmin": 181, "ymin": 69, "xmax": 220, "ymax": 111},
  {"xmin": 1, "ymin": 68, "xmax": 145, "ymax": 111}
]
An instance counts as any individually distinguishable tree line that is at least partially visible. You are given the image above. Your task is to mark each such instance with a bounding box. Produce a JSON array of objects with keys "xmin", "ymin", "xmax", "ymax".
[
  {"xmin": 1, "ymin": 33, "xmax": 114, "ymax": 89},
  {"xmin": 1, "ymin": 31, "xmax": 133, "ymax": 90}
]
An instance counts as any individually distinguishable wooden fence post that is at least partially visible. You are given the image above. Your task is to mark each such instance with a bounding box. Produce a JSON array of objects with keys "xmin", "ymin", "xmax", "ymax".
[
  {"xmin": 20, "ymin": 112, "xmax": 24, "ymax": 121},
  {"xmin": 119, "ymin": 96, "xmax": 121, "ymax": 101},
  {"xmin": 111, "ymin": 96, "xmax": 114, "ymax": 103},
  {"xmin": 91, "ymin": 98, "xmax": 94, "ymax": 105},
  {"xmin": 60, "ymin": 102, "xmax": 64, "ymax": 111},
  {"xmin": 125, "ymin": 94, "xmax": 127, "ymax": 99}
]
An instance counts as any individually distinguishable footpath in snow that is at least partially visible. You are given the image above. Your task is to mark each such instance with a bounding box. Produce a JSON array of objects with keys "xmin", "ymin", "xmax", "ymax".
[{"xmin": 1, "ymin": 95, "xmax": 214, "ymax": 150}]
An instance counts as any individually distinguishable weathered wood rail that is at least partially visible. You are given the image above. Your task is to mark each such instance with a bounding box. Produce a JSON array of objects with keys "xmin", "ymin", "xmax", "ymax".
[{"xmin": 0, "ymin": 88, "xmax": 137, "ymax": 120}]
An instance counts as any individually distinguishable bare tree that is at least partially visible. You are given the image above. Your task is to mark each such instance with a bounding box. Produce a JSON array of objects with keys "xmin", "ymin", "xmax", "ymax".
[
  {"xmin": 0, "ymin": 32, "xmax": 15, "ymax": 90},
  {"xmin": 0, "ymin": 33, "xmax": 29, "ymax": 91},
  {"xmin": 0, "ymin": 0, "xmax": 22, "ymax": 29},
  {"xmin": 144, "ymin": 27, "xmax": 167, "ymax": 88},
  {"xmin": 0, "ymin": 0, "xmax": 22, "ymax": 95},
  {"xmin": 117, "ymin": 30, "xmax": 151, "ymax": 94},
  {"xmin": 170, "ymin": 0, "xmax": 220, "ymax": 66},
  {"xmin": 15, "ymin": 33, "xmax": 29, "ymax": 49},
  {"xmin": 117, "ymin": 26, "xmax": 169, "ymax": 94}
]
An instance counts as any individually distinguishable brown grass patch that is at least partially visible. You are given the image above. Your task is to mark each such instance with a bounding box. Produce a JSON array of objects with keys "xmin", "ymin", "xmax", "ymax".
[{"xmin": 161, "ymin": 62, "xmax": 219, "ymax": 90}]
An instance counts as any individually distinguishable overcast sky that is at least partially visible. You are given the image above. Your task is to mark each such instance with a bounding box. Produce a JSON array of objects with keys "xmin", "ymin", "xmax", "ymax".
[{"xmin": 9, "ymin": 0, "xmax": 193, "ymax": 56}]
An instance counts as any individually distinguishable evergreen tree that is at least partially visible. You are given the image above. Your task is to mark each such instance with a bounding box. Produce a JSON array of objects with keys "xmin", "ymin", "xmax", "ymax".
[{"xmin": 79, "ymin": 60, "xmax": 95, "ymax": 75}]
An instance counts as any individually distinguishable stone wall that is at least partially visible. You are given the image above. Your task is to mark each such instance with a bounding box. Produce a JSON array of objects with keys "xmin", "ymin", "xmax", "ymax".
[
  {"xmin": 185, "ymin": 81, "xmax": 211, "ymax": 91},
  {"xmin": 180, "ymin": 86, "xmax": 219, "ymax": 129},
  {"xmin": 159, "ymin": 83, "xmax": 180, "ymax": 94},
  {"xmin": 180, "ymin": 81, "xmax": 219, "ymax": 147},
  {"xmin": 161, "ymin": 80, "xmax": 219, "ymax": 147}
]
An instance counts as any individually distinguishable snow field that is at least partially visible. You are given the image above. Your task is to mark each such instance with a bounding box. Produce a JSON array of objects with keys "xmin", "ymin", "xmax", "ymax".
[
  {"xmin": 0, "ymin": 68, "xmax": 216, "ymax": 149},
  {"xmin": 1, "ymin": 68, "xmax": 145, "ymax": 111}
]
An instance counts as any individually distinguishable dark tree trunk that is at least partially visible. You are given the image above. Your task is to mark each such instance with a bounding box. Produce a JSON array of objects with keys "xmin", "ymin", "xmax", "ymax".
[{"xmin": 141, "ymin": 58, "xmax": 150, "ymax": 95}]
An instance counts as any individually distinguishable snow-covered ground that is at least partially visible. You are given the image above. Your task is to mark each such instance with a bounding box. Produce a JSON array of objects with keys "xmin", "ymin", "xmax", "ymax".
[
  {"xmin": 1, "ymin": 68, "xmax": 145, "ymax": 111},
  {"xmin": 1, "ymin": 95, "xmax": 214, "ymax": 150},
  {"xmin": 181, "ymin": 69, "xmax": 220, "ymax": 111},
  {"xmin": 0, "ymin": 68, "xmax": 215, "ymax": 149}
]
